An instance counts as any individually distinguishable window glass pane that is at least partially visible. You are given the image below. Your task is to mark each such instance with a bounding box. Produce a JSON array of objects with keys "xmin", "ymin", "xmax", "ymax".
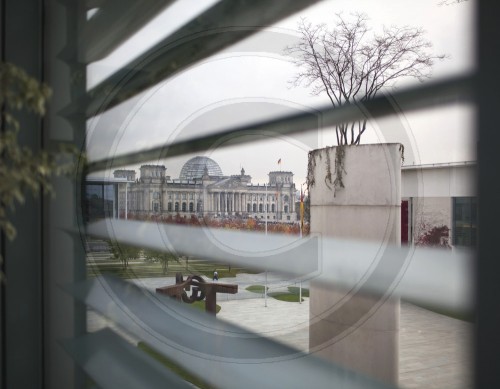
[
  {"xmin": 454, "ymin": 197, "xmax": 477, "ymax": 247},
  {"xmin": 81, "ymin": 3, "xmax": 477, "ymax": 386},
  {"xmin": 84, "ymin": 183, "xmax": 117, "ymax": 221}
]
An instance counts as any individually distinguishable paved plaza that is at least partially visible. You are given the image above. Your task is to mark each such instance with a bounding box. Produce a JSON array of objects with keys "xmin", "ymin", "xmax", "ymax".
[{"xmin": 89, "ymin": 272, "xmax": 473, "ymax": 388}]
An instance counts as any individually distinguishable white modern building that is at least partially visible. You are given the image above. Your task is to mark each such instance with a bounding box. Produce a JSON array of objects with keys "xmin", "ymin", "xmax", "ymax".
[{"xmin": 401, "ymin": 161, "xmax": 477, "ymax": 248}]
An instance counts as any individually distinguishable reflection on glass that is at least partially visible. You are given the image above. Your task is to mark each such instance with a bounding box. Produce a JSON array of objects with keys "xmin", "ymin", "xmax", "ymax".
[{"xmin": 84, "ymin": 183, "xmax": 118, "ymax": 222}]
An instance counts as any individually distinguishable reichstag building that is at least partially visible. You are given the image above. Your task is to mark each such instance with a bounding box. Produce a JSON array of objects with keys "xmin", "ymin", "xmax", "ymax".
[{"xmin": 114, "ymin": 156, "xmax": 297, "ymax": 223}]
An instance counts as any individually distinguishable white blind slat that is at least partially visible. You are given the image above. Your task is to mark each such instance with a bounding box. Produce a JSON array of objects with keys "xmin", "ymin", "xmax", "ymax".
[
  {"xmin": 86, "ymin": 74, "xmax": 473, "ymax": 174},
  {"xmin": 67, "ymin": 275, "xmax": 394, "ymax": 389},
  {"xmin": 80, "ymin": 0, "xmax": 174, "ymax": 62},
  {"xmin": 62, "ymin": 328, "xmax": 193, "ymax": 389},
  {"xmin": 86, "ymin": 219, "xmax": 473, "ymax": 314}
]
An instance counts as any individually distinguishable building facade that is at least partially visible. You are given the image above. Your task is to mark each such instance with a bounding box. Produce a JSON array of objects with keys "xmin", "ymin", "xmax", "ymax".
[
  {"xmin": 115, "ymin": 156, "xmax": 297, "ymax": 223},
  {"xmin": 401, "ymin": 162, "xmax": 477, "ymax": 248}
]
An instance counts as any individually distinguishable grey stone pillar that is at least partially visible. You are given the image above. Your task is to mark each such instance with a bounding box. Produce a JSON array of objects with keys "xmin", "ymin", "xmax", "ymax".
[{"xmin": 308, "ymin": 144, "xmax": 401, "ymax": 385}]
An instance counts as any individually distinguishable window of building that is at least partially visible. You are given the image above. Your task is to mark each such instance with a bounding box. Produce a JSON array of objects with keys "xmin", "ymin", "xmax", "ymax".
[
  {"xmin": 453, "ymin": 197, "xmax": 477, "ymax": 247},
  {"xmin": 174, "ymin": 202, "xmax": 179, "ymax": 212},
  {"xmin": 31, "ymin": 2, "xmax": 484, "ymax": 388},
  {"xmin": 252, "ymin": 204, "xmax": 257, "ymax": 213},
  {"xmin": 84, "ymin": 183, "xmax": 117, "ymax": 221},
  {"xmin": 182, "ymin": 202, "xmax": 187, "ymax": 212},
  {"xmin": 168, "ymin": 203, "xmax": 172, "ymax": 212},
  {"xmin": 259, "ymin": 204, "xmax": 263, "ymax": 213},
  {"xmin": 271, "ymin": 204, "xmax": 275, "ymax": 213},
  {"xmin": 247, "ymin": 203, "xmax": 251, "ymax": 212},
  {"xmin": 189, "ymin": 202, "xmax": 194, "ymax": 212},
  {"xmin": 284, "ymin": 205, "xmax": 289, "ymax": 213}
]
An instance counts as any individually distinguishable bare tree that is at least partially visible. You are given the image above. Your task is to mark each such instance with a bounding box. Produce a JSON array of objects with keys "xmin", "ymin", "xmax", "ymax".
[
  {"xmin": 143, "ymin": 248, "xmax": 179, "ymax": 275},
  {"xmin": 286, "ymin": 13, "xmax": 445, "ymax": 145},
  {"xmin": 109, "ymin": 241, "xmax": 141, "ymax": 269},
  {"xmin": 438, "ymin": 0, "xmax": 468, "ymax": 5}
]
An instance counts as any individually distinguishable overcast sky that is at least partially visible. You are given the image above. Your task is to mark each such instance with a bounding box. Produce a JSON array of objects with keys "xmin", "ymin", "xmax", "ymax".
[{"xmin": 86, "ymin": 0, "xmax": 476, "ymax": 185}]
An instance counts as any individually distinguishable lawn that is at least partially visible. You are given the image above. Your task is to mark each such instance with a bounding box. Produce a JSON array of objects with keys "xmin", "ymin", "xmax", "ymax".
[
  {"xmin": 245, "ymin": 284, "xmax": 268, "ymax": 294},
  {"xmin": 287, "ymin": 286, "xmax": 309, "ymax": 297},
  {"xmin": 138, "ymin": 342, "xmax": 215, "ymax": 389},
  {"xmin": 87, "ymin": 253, "xmax": 256, "ymax": 280},
  {"xmin": 246, "ymin": 285, "xmax": 309, "ymax": 302},
  {"xmin": 191, "ymin": 300, "xmax": 221, "ymax": 314},
  {"xmin": 269, "ymin": 292, "xmax": 304, "ymax": 303}
]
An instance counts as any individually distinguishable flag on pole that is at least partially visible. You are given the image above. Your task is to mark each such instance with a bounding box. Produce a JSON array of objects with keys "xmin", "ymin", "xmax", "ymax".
[{"xmin": 300, "ymin": 187, "xmax": 304, "ymax": 232}]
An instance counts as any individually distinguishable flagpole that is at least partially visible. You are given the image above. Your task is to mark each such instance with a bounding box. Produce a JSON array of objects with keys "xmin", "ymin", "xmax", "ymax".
[
  {"xmin": 300, "ymin": 183, "xmax": 304, "ymax": 238},
  {"xmin": 265, "ymin": 181, "xmax": 268, "ymax": 308},
  {"xmin": 299, "ymin": 183, "xmax": 305, "ymax": 303},
  {"xmin": 265, "ymin": 183, "xmax": 268, "ymax": 235},
  {"xmin": 265, "ymin": 270, "xmax": 268, "ymax": 307}
]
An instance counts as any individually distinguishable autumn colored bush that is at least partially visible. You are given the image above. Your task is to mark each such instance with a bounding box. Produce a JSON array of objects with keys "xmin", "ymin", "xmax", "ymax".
[{"xmin": 416, "ymin": 225, "xmax": 451, "ymax": 248}]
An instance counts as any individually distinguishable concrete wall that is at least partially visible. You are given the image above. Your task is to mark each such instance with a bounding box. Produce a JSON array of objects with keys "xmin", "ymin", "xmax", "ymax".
[
  {"xmin": 410, "ymin": 197, "xmax": 452, "ymax": 247},
  {"xmin": 308, "ymin": 144, "xmax": 401, "ymax": 385}
]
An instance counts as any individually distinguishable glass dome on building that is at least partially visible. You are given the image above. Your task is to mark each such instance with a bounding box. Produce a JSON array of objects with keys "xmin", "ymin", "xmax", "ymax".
[{"xmin": 179, "ymin": 156, "xmax": 223, "ymax": 180}]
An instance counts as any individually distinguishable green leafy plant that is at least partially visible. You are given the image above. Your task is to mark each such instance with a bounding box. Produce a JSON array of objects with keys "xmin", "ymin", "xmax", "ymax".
[{"xmin": 1, "ymin": 62, "xmax": 80, "ymax": 278}]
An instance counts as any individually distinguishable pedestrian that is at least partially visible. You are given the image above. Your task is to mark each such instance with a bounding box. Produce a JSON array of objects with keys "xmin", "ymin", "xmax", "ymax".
[{"xmin": 213, "ymin": 270, "xmax": 219, "ymax": 281}]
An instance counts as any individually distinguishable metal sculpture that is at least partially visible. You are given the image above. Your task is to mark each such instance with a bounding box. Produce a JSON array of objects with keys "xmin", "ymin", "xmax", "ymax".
[{"xmin": 156, "ymin": 272, "xmax": 238, "ymax": 315}]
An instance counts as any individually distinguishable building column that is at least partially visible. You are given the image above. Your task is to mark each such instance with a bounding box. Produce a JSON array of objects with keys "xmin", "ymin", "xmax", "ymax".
[{"xmin": 308, "ymin": 144, "xmax": 401, "ymax": 385}]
